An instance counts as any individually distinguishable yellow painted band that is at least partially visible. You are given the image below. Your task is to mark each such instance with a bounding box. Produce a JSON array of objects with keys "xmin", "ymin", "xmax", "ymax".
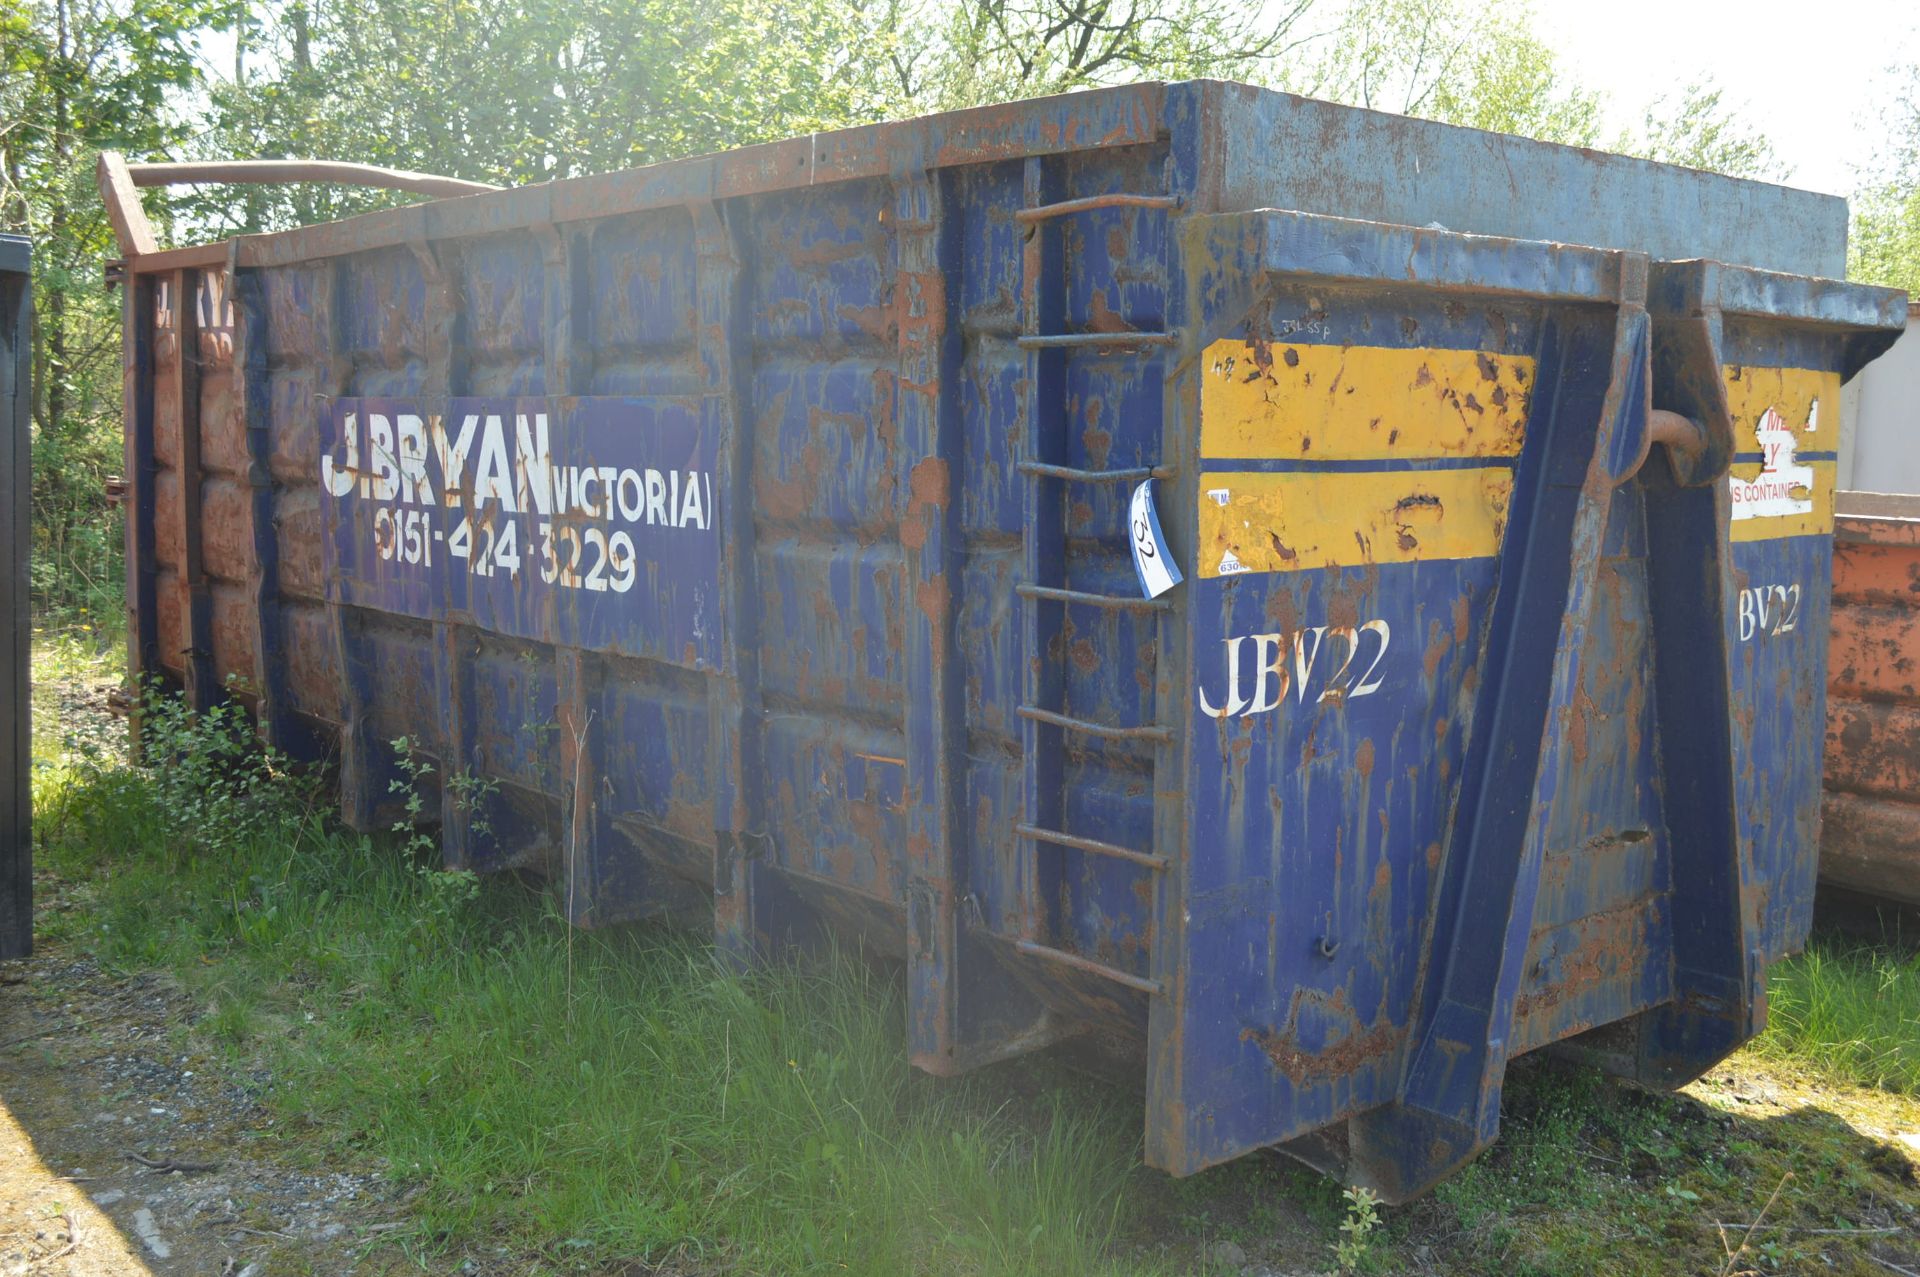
[
  {"xmin": 1200, "ymin": 339, "xmax": 1535, "ymax": 461},
  {"xmin": 1197, "ymin": 467, "xmax": 1515, "ymax": 576},
  {"xmin": 1724, "ymin": 364, "xmax": 1841, "ymax": 454}
]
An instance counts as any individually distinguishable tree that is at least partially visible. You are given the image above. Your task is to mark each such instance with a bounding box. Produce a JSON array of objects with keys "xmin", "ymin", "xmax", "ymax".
[
  {"xmin": 0, "ymin": 0, "xmax": 237, "ymax": 615},
  {"xmin": 1272, "ymin": 0, "xmax": 1779, "ymax": 179},
  {"xmin": 189, "ymin": 0, "xmax": 1327, "ymax": 234},
  {"xmin": 1850, "ymin": 77, "xmax": 1920, "ymax": 293},
  {"xmin": 170, "ymin": 0, "xmax": 909, "ymax": 234},
  {"xmin": 890, "ymin": 0, "xmax": 1317, "ymax": 110},
  {"xmin": 1281, "ymin": 0, "xmax": 1603, "ymax": 147},
  {"xmin": 1622, "ymin": 82, "xmax": 1782, "ymax": 180}
]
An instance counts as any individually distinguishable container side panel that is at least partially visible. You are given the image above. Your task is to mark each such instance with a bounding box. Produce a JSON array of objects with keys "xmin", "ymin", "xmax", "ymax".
[
  {"xmin": 739, "ymin": 178, "xmax": 907, "ymax": 905},
  {"xmin": 596, "ymin": 656, "xmax": 712, "ymax": 851},
  {"xmin": 1164, "ymin": 282, "xmax": 1562, "ymax": 1168},
  {"xmin": 457, "ymin": 233, "xmax": 548, "ymax": 396},
  {"xmin": 1719, "ymin": 339, "xmax": 1846, "ymax": 960},
  {"xmin": 989, "ymin": 143, "xmax": 1173, "ymax": 999},
  {"xmin": 755, "ymin": 539, "xmax": 904, "ymax": 714},
  {"xmin": 259, "ymin": 262, "xmax": 341, "ymax": 748},
  {"xmin": 318, "ymin": 394, "xmax": 722, "ymax": 665},
  {"xmin": 468, "ymin": 635, "xmax": 561, "ymax": 791},
  {"xmin": 148, "ymin": 278, "xmax": 185, "ymax": 684},
  {"xmin": 343, "ymin": 248, "xmax": 429, "ymax": 397},
  {"xmin": 587, "ymin": 210, "xmax": 697, "ymax": 361},
  {"xmin": 753, "ymin": 358, "xmax": 899, "ymax": 532}
]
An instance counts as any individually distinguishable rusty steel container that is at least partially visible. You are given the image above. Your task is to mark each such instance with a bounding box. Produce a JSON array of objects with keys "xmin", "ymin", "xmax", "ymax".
[
  {"xmin": 1825, "ymin": 491, "xmax": 1920, "ymax": 904},
  {"xmin": 98, "ymin": 81, "xmax": 1908, "ymax": 1198}
]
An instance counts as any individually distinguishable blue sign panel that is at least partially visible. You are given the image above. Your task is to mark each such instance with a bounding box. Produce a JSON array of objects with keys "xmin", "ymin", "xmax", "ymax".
[{"xmin": 321, "ymin": 396, "xmax": 720, "ymax": 667}]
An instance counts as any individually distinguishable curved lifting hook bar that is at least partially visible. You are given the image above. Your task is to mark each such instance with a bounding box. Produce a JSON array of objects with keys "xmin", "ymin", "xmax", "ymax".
[
  {"xmin": 95, "ymin": 150, "xmax": 502, "ymax": 260},
  {"xmin": 1617, "ymin": 408, "xmax": 1712, "ymax": 486}
]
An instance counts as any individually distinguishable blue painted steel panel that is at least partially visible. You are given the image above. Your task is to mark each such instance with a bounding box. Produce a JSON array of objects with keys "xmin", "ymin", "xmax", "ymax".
[{"xmin": 115, "ymin": 79, "xmax": 1909, "ymax": 1198}]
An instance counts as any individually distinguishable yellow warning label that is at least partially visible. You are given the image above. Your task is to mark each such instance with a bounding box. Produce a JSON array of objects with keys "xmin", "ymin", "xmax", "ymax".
[{"xmin": 1199, "ymin": 340, "xmax": 1534, "ymax": 461}]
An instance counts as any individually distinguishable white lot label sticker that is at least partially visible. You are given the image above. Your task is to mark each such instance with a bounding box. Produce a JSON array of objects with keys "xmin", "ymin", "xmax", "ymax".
[{"xmin": 1129, "ymin": 479, "xmax": 1183, "ymax": 599}]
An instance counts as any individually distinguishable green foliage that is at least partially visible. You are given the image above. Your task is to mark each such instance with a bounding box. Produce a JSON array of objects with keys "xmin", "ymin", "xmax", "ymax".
[
  {"xmin": 1330, "ymin": 1184, "xmax": 1380, "ymax": 1272},
  {"xmin": 387, "ymin": 733, "xmax": 486, "ymax": 939},
  {"xmin": 894, "ymin": 0, "xmax": 1315, "ymax": 112},
  {"xmin": 1427, "ymin": 22, "xmax": 1602, "ymax": 147},
  {"xmin": 185, "ymin": 0, "xmax": 903, "ymax": 233},
  {"xmin": 1286, "ymin": 0, "xmax": 1602, "ymax": 146},
  {"xmin": 1282, "ymin": 0, "xmax": 1779, "ymax": 174},
  {"xmin": 1621, "ymin": 82, "xmax": 1782, "ymax": 179},
  {"xmin": 1753, "ymin": 935, "xmax": 1920, "ymax": 1092},
  {"xmin": 1851, "ymin": 78, "xmax": 1920, "ymax": 292},
  {"xmin": 1854, "ymin": 183, "xmax": 1920, "ymax": 293},
  {"xmin": 3, "ymin": 0, "xmax": 240, "ymax": 623},
  {"xmin": 122, "ymin": 674, "xmax": 319, "ymax": 859}
]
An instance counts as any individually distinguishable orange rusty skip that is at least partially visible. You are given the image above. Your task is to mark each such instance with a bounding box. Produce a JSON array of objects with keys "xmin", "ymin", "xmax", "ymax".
[{"xmin": 1825, "ymin": 490, "xmax": 1920, "ymax": 904}]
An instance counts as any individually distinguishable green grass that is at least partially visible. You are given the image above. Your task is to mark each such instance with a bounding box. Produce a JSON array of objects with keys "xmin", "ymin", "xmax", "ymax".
[
  {"xmin": 33, "ymin": 688, "xmax": 1158, "ymax": 1275},
  {"xmin": 1754, "ymin": 937, "xmax": 1920, "ymax": 1093}
]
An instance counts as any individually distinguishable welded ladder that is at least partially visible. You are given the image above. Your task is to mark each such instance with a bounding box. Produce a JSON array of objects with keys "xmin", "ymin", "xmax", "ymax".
[{"xmin": 1012, "ymin": 162, "xmax": 1178, "ymax": 997}]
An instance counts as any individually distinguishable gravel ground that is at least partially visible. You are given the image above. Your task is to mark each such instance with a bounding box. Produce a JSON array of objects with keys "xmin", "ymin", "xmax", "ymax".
[{"xmin": 0, "ymin": 952, "xmax": 413, "ymax": 1276}]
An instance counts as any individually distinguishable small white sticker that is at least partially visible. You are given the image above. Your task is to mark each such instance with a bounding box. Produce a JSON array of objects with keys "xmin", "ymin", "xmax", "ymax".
[
  {"xmin": 1217, "ymin": 549, "xmax": 1248, "ymax": 575},
  {"xmin": 1129, "ymin": 479, "xmax": 1183, "ymax": 599},
  {"xmin": 1207, "ymin": 488, "xmax": 1232, "ymax": 507}
]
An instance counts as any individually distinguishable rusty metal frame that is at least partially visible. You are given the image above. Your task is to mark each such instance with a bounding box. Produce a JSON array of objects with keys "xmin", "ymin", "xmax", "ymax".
[
  {"xmin": 95, "ymin": 85, "xmax": 1171, "ymax": 272},
  {"xmin": 172, "ymin": 267, "xmax": 218, "ymax": 714},
  {"xmin": 96, "ymin": 151, "xmax": 498, "ymax": 263},
  {"xmin": 126, "ymin": 159, "xmax": 498, "ymax": 200},
  {"xmin": 696, "ymin": 196, "xmax": 767, "ymax": 960}
]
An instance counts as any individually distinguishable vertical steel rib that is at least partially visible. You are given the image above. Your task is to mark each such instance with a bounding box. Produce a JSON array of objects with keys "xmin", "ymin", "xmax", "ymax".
[
  {"xmin": 896, "ymin": 167, "xmax": 966, "ymax": 1069},
  {"xmin": 694, "ymin": 199, "xmax": 766, "ymax": 962},
  {"xmin": 175, "ymin": 268, "xmax": 217, "ymax": 713},
  {"xmin": 230, "ymin": 246, "xmax": 287, "ymax": 752}
]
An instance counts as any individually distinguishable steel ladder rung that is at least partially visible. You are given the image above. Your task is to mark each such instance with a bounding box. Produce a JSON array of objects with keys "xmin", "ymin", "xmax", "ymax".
[
  {"xmin": 1016, "ymin": 583, "xmax": 1169, "ymax": 613},
  {"xmin": 1016, "ymin": 460, "xmax": 1174, "ymax": 484},
  {"xmin": 1015, "ymin": 939, "xmax": 1162, "ymax": 995},
  {"xmin": 1016, "ymin": 704, "xmax": 1170, "ymax": 742},
  {"xmin": 1013, "ymin": 193, "xmax": 1181, "ymax": 224},
  {"xmin": 1016, "ymin": 331, "xmax": 1174, "ymax": 350},
  {"xmin": 1015, "ymin": 822, "xmax": 1167, "ymax": 871}
]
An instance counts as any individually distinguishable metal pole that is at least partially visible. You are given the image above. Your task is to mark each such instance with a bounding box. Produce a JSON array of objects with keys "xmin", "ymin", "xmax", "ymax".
[{"xmin": 1, "ymin": 233, "xmax": 31, "ymax": 960}]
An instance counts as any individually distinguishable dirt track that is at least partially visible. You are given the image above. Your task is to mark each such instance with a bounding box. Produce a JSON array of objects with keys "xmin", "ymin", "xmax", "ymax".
[{"xmin": 1, "ymin": 956, "xmax": 409, "ymax": 1277}]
